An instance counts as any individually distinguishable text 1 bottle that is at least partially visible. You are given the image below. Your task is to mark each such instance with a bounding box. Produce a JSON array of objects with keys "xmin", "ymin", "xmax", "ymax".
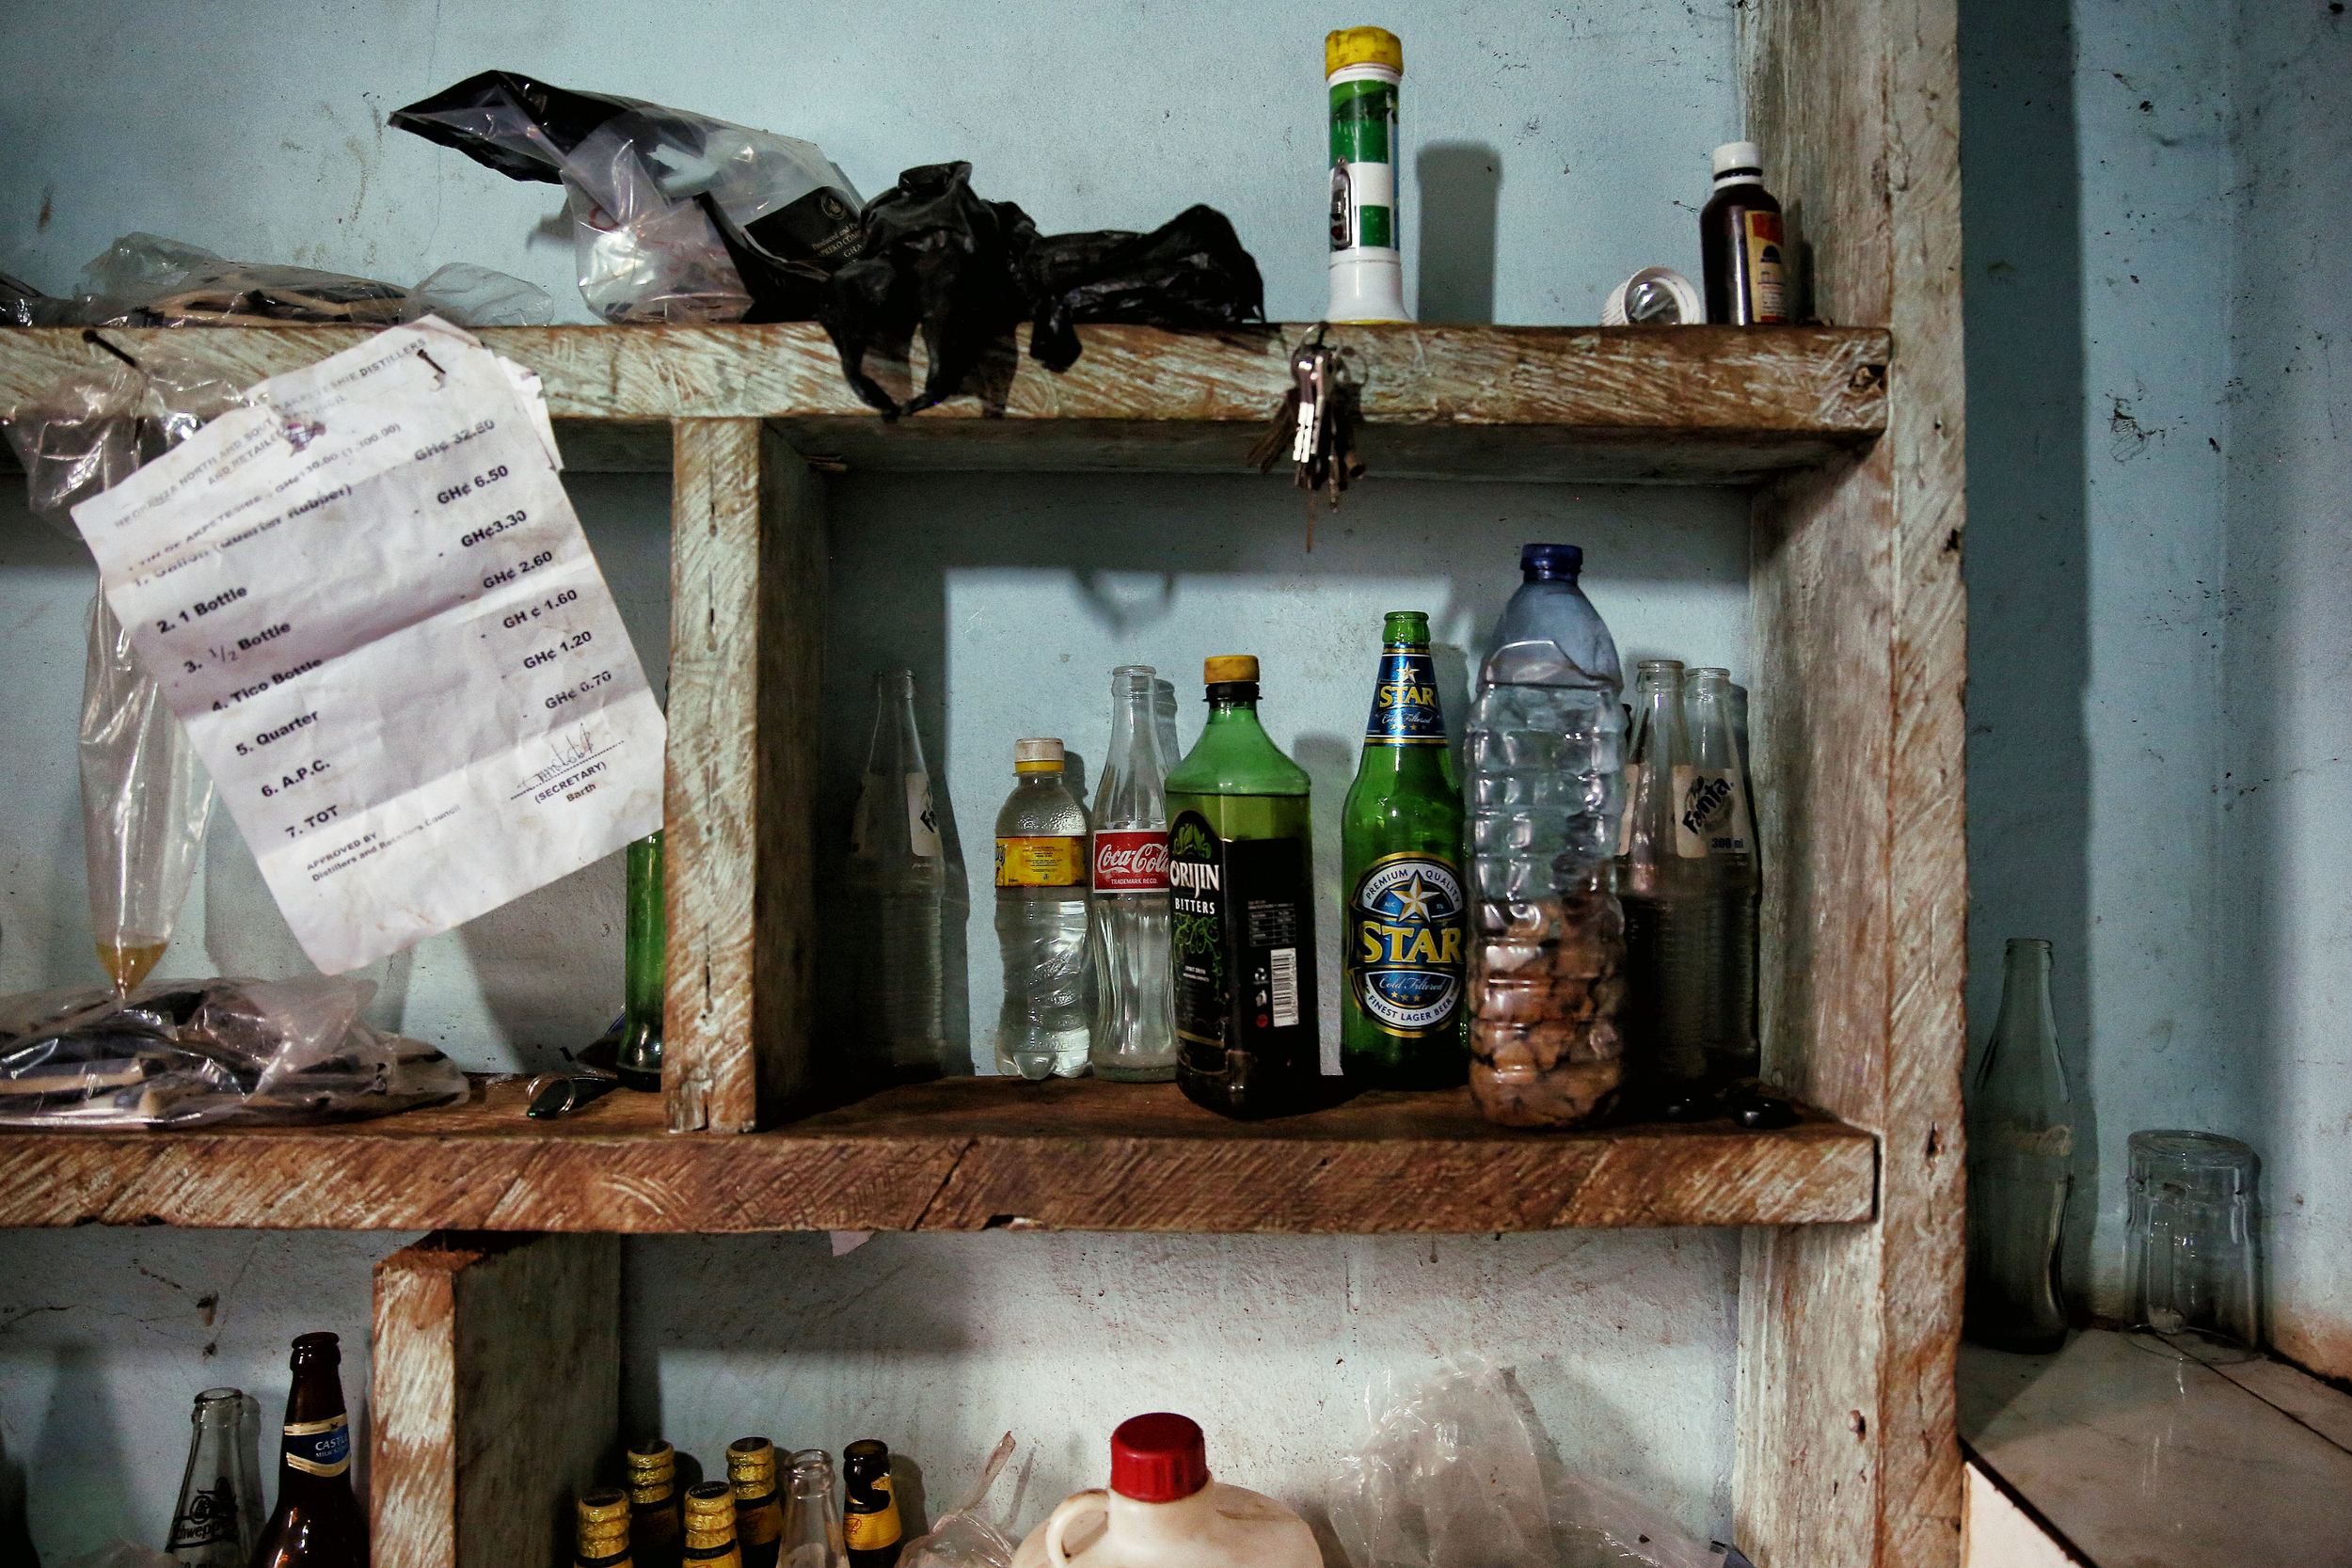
[{"xmin": 1341, "ymin": 611, "xmax": 1467, "ymax": 1087}]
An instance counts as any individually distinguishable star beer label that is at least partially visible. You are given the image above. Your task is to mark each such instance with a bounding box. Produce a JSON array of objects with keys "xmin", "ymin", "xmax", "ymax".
[
  {"xmin": 1347, "ymin": 852, "xmax": 1466, "ymax": 1036},
  {"xmin": 1364, "ymin": 644, "xmax": 1446, "ymax": 745}
]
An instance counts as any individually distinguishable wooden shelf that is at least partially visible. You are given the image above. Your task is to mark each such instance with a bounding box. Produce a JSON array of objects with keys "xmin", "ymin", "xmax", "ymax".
[
  {"xmin": 0, "ymin": 1075, "xmax": 1874, "ymax": 1234},
  {"xmin": 0, "ymin": 322, "xmax": 1887, "ymax": 483}
]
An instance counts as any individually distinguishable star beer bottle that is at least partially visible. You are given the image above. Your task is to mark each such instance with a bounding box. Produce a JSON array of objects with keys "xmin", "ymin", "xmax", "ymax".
[{"xmin": 1341, "ymin": 612, "xmax": 1467, "ymax": 1086}]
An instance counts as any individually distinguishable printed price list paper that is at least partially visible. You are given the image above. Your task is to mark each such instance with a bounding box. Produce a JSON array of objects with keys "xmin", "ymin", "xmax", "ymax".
[{"xmin": 72, "ymin": 320, "xmax": 664, "ymax": 974}]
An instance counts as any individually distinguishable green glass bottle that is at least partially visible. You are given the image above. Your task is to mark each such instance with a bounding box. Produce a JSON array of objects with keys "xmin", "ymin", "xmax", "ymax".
[
  {"xmin": 614, "ymin": 829, "xmax": 665, "ymax": 1092},
  {"xmin": 1341, "ymin": 612, "xmax": 1468, "ymax": 1088},
  {"xmin": 1167, "ymin": 655, "xmax": 1326, "ymax": 1119}
]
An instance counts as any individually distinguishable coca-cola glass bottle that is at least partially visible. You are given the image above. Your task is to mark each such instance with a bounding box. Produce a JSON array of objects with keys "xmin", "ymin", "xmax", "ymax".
[{"xmin": 1090, "ymin": 665, "xmax": 1177, "ymax": 1080}]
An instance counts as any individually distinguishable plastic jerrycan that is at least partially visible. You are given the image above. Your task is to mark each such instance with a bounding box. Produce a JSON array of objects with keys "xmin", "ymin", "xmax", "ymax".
[{"xmin": 1010, "ymin": 1413, "xmax": 1319, "ymax": 1568}]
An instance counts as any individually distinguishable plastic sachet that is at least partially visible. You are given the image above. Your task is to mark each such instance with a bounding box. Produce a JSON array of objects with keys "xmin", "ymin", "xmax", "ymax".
[
  {"xmin": 70, "ymin": 232, "xmax": 554, "ymax": 327},
  {"xmin": 1329, "ymin": 1360, "xmax": 1716, "ymax": 1568},
  {"xmin": 5, "ymin": 341, "xmax": 238, "ymax": 990},
  {"xmin": 391, "ymin": 71, "xmax": 865, "ymax": 325},
  {"xmin": 899, "ymin": 1432, "xmax": 1019, "ymax": 1568},
  {"xmin": 0, "ymin": 975, "xmax": 467, "ymax": 1128}
]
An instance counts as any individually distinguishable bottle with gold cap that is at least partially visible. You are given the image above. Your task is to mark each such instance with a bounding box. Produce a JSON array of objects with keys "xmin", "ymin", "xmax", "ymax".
[
  {"xmin": 727, "ymin": 1437, "xmax": 786, "ymax": 1568},
  {"xmin": 1326, "ymin": 26, "xmax": 1409, "ymax": 323},
  {"xmin": 1166, "ymin": 656, "xmax": 1326, "ymax": 1119},
  {"xmin": 578, "ymin": 1489, "xmax": 635, "ymax": 1568},
  {"xmin": 628, "ymin": 1439, "xmax": 687, "ymax": 1568},
  {"xmin": 683, "ymin": 1481, "xmax": 743, "ymax": 1568}
]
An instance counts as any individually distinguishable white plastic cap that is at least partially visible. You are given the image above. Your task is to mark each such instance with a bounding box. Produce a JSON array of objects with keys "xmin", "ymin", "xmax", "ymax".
[
  {"xmin": 1712, "ymin": 140, "xmax": 1764, "ymax": 177},
  {"xmin": 1013, "ymin": 737, "xmax": 1065, "ymax": 765}
]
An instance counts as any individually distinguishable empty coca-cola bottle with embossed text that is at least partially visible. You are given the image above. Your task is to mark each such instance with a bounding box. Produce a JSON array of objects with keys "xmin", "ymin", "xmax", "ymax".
[{"xmin": 1090, "ymin": 665, "xmax": 1176, "ymax": 1081}]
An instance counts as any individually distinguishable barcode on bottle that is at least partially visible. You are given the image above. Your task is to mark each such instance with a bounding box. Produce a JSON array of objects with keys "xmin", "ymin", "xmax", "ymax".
[{"xmin": 1269, "ymin": 948, "xmax": 1299, "ymax": 1028}]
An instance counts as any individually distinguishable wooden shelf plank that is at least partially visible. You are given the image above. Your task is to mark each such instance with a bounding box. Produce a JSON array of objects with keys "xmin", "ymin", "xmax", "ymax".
[
  {"xmin": 0, "ymin": 1076, "xmax": 1872, "ymax": 1234},
  {"xmin": 0, "ymin": 323, "xmax": 1886, "ymax": 483}
]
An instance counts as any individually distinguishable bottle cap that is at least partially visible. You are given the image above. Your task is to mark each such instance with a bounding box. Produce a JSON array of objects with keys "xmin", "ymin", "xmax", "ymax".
[
  {"xmin": 1518, "ymin": 543, "xmax": 1583, "ymax": 581},
  {"xmin": 1110, "ymin": 1412, "xmax": 1210, "ymax": 1502},
  {"xmin": 1013, "ymin": 737, "xmax": 1066, "ymax": 770},
  {"xmin": 683, "ymin": 1481, "xmax": 736, "ymax": 1516},
  {"xmin": 1203, "ymin": 655, "xmax": 1259, "ymax": 684},
  {"xmin": 578, "ymin": 1490, "xmax": 630, "ymax": 1525},
  {"xmin": 1326, "ymin": 25, "xmax": 1403, "ymax": 75},
  {"xmin": 728, "ymin": 1436, "xmax": 777, "ymax": 1483},
  {"xmin": 1712, "ymin": 140, "xmax": 1764, "ymax": 178}
]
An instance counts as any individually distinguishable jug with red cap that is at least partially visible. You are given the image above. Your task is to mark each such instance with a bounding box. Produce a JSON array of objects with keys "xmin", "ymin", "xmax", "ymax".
[{"xmin": 1009, "ymin": 1412, "xmax": 1319, "ymax": 1568}]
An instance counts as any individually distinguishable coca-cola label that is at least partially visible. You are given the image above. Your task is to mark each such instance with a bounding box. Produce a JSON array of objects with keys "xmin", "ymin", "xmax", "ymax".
[{"xmin": 1092, "ymin": 830, "xmax": 1169, "ymax": 893}]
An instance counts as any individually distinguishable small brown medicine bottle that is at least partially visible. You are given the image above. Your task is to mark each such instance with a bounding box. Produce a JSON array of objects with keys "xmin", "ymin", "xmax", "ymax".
[{"xmin": 1700, "ymin": 141, "xmax": 1789, "ymax": 325}]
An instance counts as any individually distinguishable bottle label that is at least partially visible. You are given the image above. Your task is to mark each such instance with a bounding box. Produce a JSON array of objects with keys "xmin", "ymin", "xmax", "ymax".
[
  {"xmin": 1363, "ymin": 646, "xmax": 1447, "ymax": 745},
  {"xmin": 282, "ymin": 1413, "xmax": 350, "ymax": 1477},
  {"xmin": 1092, "ymin": 829, "xmax": 1169, "ymax": 893},
  {"xmin": 1742, "ymin": 211, "xmax": 1788, "ymax": 323},
  {"xmin": 844, "ymin": 1476, "xmax": 902, "ymax": 1550},
  {"xmin": 167, "ymin": 1480, "xmax": 240, "ymax": 1547},
  {"xmin": 995, "ymin": 835, "xmax": 1084, "ymax": 887},
  {"xmin": 850, "ymin": 771, "xmax": 943, "ymax": 860},
  {"xmin": 1682, "ymin": 768, "xmax": 1752, "ymax": 854},
  {"xmin": 1669, "ymin": 763, "xmax": 1706, "ymax": 858},
  {"xmin": 1170, "ymin": 811, "xmax": 1320, "ymax": 1069},
  {"xmin": 735, "ymin": 1494, "xmax": 781, "ymax": 1547},
  {"xmin": 1348, "ymin": 853, "xmax": 1467, "ymax": 1036}
]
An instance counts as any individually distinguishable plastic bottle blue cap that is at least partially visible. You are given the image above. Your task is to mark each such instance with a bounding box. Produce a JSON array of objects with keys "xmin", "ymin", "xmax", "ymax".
[{"xmin": 1519, "ymin": 543, "xmax": 1583, "ymax": 580}]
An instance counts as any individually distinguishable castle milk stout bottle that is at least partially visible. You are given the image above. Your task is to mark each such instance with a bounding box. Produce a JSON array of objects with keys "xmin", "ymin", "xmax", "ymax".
[
  {"xmin": 1341, "ymin": 612, "xmax": 1468, "ymax": 1087},
  {"xmin": 248, "ymin": 1333, "xmax": 367, "ymax": 1568},
  {"xmin": 1168, "ymin": 656, "xmax": 1325, "ymax": 1118}
]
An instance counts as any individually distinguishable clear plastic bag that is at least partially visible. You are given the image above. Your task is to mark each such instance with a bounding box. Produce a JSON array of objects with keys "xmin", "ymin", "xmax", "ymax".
[
  {"xmin": 6, "ymin": 342, "xmax": 239, "ymax": 991},
  {"xmin": 0, "ymin": 974, "xmax": 467, "ymax": 1128},
  {"xmin": 392, "ymin": 71, "xmax": 863, "ymax": 324},
  {"xmin": 1329, "ymin": 1360, "xmax": 1716, "ymax": 1568},
  {"xmin": 71, "ymin": 231, "xmax": 553, "ymax": 327},
  {"xmin": 900, "ymin": 1432, "xmax": 1019, "ymax": 1568}
]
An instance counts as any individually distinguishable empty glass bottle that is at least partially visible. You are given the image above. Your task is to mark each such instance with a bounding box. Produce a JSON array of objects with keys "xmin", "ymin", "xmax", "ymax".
[
  {"xmin": 1684, "ymin": 666, "xmax": 1760, "ymax": 1085},
  {"xmin": 1090, "ymin": 668, "xmax": 1177, "ymax": 1081},
  {"xmin": 166, "ymin": 1386, "xmax": 262, "ymax": 1567},
  {"xmin": 779, "ymin": 1449, "xmax": 846, "ymax": 1568},
  {"xmin": 994, "ymin": 738, "xmax": 1092, "ymax": 1079},
  {"xmin": 850, "ymin": 671, "xmax": 947, "ymax": 1083},
  {"xmin": 1154, "ymin": 678, "xmax": 1183, "ymax": 784},
  {"xmin": 1964, "ymin": 938, "xmax": 2072, "ymax": 1354}
]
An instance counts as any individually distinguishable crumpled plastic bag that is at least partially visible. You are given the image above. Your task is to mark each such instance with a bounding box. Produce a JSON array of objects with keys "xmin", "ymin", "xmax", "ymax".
[
  {"xmin": 900, "ymin": 1432, "xmax": 1018, "ymax": 1568},
  {"xmin": 391, "ymin": 71, "xmax": 864, "ymax": 325},
  {"xmin": 810, "ymin": 161, "xmax": 1264, "ymax": 417},
  {"xmin": 69, "ymin": 232, "xmax": 553, "ymax": 327},
  {"xmin": 0, "ymin": 975, "xmax": 468, "ymax": 1128},
  {"xmin": 1330, "ymin": 1359, "xmax": 1716, "ymax": 1568}
]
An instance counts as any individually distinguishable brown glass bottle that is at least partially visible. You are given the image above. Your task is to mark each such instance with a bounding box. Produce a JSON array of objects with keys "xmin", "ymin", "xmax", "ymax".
[
  {"xmin": 1700, "ymin": 141, "xmax": 1789, "ymax": 325},
  {"xmin": 627, "ymin": 1441, "xmax": 685, "ymax": 1568},
  {"xmin": 840, "ymin": 1440, "xmax": 902, "ymax": 1568},
  {"xmin": 725, "ymin": 1438, "xmax": 783, "ymax": 1568},
  {"xmin": 576, "ymin": 1489, "xmax": 633, "ymax": 1568},
  {"xmin": 681, "ymin": 1481, "xmax": 741, "ymax": 1568},
  {"xmin": 248, "ymin": 1333, "xmax": 368, "ymax": 1568}
]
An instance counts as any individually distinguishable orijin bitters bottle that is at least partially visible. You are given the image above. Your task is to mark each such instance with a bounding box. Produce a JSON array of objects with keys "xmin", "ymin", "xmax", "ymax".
[
  {"xmin": 1326, "ymin": 27, "xmax": 1409, "ymax": 323},
  {"xmin": 1342, "ymin": 612, "xmax": 1468, "ymax": 1088},
  {"xmin": 1090, "ymin": 666, "xmax": 1177, "ymax": 1081}
]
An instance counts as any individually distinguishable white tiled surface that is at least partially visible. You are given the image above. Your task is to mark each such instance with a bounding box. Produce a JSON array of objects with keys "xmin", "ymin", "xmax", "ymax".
[{"xmin": 1961, "ymin": 1329, "xmax": 2352, "ymax": 1568}]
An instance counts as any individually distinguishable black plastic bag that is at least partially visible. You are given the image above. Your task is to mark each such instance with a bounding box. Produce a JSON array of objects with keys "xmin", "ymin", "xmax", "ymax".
[{"xmin": 810, "ymin": 163, "xmax": 1265, "ymax": 417}]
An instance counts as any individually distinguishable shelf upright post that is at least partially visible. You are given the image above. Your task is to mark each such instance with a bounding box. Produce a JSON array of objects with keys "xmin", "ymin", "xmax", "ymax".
[
  {"xmin": 664, "ymin": 418, "xmax": 826, "ymax": 1132},
  {"xmin": 1733, "ymin": 0, "xmax": 1969, "ymax": 1562}
]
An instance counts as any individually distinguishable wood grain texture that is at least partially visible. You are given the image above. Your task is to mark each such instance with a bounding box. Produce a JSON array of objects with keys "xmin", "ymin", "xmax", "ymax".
[
  {"xmin": 0, "ymin": 324, "xmax": 1887, "ymax": 483},
  {"xmin": 372, "ymin": 1232, "xmax": 620, "ymax": 1568},
  {"xmin": 1737, "ymin": 0, "xmax": 1968, "ymax": 1563},
  {"xmin": 664, "ymin": 422, "xmax": 824, "ymax": 1132},
  {"xmin": 0, "ymin": 1076, "xmax": 1874, "ymax": 1232}
]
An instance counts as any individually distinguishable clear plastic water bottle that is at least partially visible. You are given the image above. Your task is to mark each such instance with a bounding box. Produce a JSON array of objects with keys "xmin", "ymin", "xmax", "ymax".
[
  {"xmin": 1463, "ymin": 543, "xmax": 1629, "ymax": 1127},
  {"xmin": 1090, "ymin": 666, "xmax": 1176, "ymax": 1080},
  {"xmin": 849, "ymin": 670, "xmax": 947, "ymax": 1083},
  {"xmin": 993, "ymin": 737, "xmax": 1093, "ymax": 1079}
]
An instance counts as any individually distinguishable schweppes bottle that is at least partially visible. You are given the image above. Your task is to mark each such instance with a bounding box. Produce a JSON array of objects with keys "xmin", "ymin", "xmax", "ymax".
[
  {"xmin": 725, "ymin": 1437, "xmax": 784, "ymax": 1568},
  {"xmin": 628, "ymin": 1439, "xmax": 686, "ymax": 1568},
  {"xmin": 577, "ymin": 1489, "xmax": 634, "ymax": 1568},
  {"xmin": 841, "ymin": 1439, "xmax": 903, "ymax": 1568},
  {"xmin": 682, "ymin": 1481, "xmax": 742, "ymax": 1568},
  {"xmin": 1341, "ymin": 611, "xmax": 1468, "ymax": 1087}
]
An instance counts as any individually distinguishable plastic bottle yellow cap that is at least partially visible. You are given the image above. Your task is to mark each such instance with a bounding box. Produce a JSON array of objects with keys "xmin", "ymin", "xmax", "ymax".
[
  {"xmin": 1327, "ymin": 26, "xmax": 1403, "ymax": 76},
  {"xmin": 1204, "ymin": 656, "xmax": 1260, "ymax": 684}
]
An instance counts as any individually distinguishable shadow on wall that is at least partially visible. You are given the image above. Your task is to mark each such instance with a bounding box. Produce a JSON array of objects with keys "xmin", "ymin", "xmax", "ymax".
[
  {"xmin": 1417, "ymin": 143, "xmax": 1501, "ymax": 325},
  {"xmin": 1959, "ymin": 0, "xmax": 2096, "ymax": 1311}
]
